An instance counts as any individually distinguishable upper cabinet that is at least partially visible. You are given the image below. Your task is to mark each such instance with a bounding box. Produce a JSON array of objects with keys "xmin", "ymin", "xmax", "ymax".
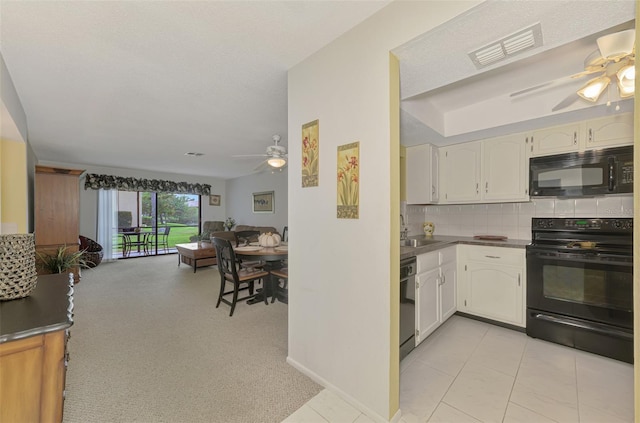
[
  {"xmin": 530, "ymin": 122, "xmax": 581, "ymax": 157},
  {"xmin": 530, "ymin": 112, "xmax": 633, "ymax": 156},
  {"xmin": 440, "ymin": 141, "xmax": 481, "ymax": 203},
  {"xmin": 440, "ymin": 135, "xmax": 528, "ymax": 204},
  {"xmin": 482, "ymin": 134, "xmax": 528, "ymax": 202},
  {"xmin": 585, "ymin": 113, "xmax": 634, "ymax": 149},
  {"xmin": 406, "ymin": 143, "xmax": 439, "ymax": 204},
  {"xmin": 404, "ymin": 112, "xmax": 632, "ymax": 206}
]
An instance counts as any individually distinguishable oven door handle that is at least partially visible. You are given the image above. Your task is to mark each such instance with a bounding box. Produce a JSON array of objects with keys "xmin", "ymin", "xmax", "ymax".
[
  {"xmin": 526, "ymin": 250, "xmax": 631, "ymax": 266},
  {"xmin": 531, "ymin": 313, "xmax": 633, "ymax": 340}
]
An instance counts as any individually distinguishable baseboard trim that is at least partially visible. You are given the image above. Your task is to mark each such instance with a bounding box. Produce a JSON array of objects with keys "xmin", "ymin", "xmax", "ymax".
[{"xmin": 286, "ymin": 356, "xmax": 398, "ymax": 423}]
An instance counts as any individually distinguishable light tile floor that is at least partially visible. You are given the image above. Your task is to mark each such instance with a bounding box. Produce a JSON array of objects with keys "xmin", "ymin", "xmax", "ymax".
[{"xmin": 282, "ymin": 316, "xmax": 634, "ymax": 423}]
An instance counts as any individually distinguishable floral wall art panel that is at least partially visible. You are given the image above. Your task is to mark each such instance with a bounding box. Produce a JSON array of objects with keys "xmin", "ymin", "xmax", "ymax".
[
  {"xmin": 302, "ymin": 119, "xmax": 319, "ymax": 187},
  {"xmin": 337, "ymin": 141, "xmax": 359, "ymax": 219}
]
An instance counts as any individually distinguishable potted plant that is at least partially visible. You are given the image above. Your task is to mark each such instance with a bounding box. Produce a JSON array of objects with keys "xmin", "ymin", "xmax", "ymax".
[
  {"xmin": 224, "ymin": 217, "xmax": 236, "ymax": 231},
  {"xmin": 37, "ymin": 245, "xmax": 92, "ymax": 274}
]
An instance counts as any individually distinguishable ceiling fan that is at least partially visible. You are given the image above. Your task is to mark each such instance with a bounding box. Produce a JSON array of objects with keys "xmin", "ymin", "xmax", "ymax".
[
  {"xmin": 233, "ymin": 134, "xmax": 288, "ymax": 171},
  {"xmin": 511, "ymin": 29, "xmax": 635, "ymax": 112}
]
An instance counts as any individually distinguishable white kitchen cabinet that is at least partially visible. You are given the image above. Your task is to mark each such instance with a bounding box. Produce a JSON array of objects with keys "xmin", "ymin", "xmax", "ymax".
[
  {"xmin": 439, "ymin": 247, "xmax": 457, "ymax": 322},
  {"xmin": 440, "ymin": 135, "xmax": 528, "ymax": 204},
  {"xmin": 440, "ymin": 141, "xmax": 481, "ymax": 203},
  {"xmin": 529, "ymin": 113, "xmax": 633, "ymax": 157},
  {"xmin": 530, "ymin": 122, "xmax": 581, "ymax": 157},
  {"xmin": 586, "ymin": 113, "xmax": 633, "ymax": 148},
  {"xmin": 406, "ymin": 143, "xmax": 439, "ymax": 204},
  {"xmin": 482, "ymin": 134, "xmax": 528, "ymax": 201},
  {"xmin": 416, "ymin": 267, "xmax": 440, "ymax": 342},
  {"xmin": 415, "ymin": 246, "xmax": 457, "ymax": 344},
  {"xmin": 457, "ymin": 245, "xmax": 525, "ymax": 327}
]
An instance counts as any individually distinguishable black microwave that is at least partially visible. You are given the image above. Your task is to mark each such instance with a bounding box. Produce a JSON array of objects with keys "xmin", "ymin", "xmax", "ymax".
[{"xmin": 530, "ymin": 145, "xmax": 633, "ymax": 197}]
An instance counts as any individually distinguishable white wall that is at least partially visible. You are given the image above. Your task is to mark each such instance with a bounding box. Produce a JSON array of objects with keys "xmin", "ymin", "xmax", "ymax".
[
  {"xmin": 37, "ymin": 161, "xmax": 227, "ymax": 239},
  {"xmin": 405, "ymin": 195, "xmax": 634, "ymax": 240},
  {"xmin": 225, "ymin": 168, "xmax": 287, "ymax": 232},
  {"xmin": 287, "ymin": 1, "xmax": 482, "ymax": 421}
]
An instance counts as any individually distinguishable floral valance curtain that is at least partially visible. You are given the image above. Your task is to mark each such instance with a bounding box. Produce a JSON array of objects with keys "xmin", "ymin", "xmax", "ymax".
[{"xmin": 84, "ymin": 173, "xmax": 211, "ymax": 196}]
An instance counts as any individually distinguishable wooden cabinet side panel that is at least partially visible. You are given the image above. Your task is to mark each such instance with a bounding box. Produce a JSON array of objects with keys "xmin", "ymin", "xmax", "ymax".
[
  {"xmin": 40, "ymin": 331, "xmax": 66, "ymax": 423},
  {"xmin": 0, "ymin": 335, "xmax": 45, "ymax": 423},
  {"xmin": 35, "ymin": 173, "xmax": 80, "ymax": 246}
]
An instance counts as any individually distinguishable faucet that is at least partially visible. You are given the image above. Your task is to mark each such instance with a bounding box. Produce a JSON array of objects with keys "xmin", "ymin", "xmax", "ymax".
[{"xmin": 400, "ymin": 214, "xmax": 408, "ymax": 240}]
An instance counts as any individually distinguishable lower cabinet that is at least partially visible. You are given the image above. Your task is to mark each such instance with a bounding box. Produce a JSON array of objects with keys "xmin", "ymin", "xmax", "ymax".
[
  {"xmin": 0, "ymin": 330, "xmax": 68, "ymax": 422},
  {"xmin": 415, "ymin": 246, "xmax": 457, "ymax": 344},
  {"xmin": 457, "ymin": 245, "xmax": 526, "ymax": 327}
]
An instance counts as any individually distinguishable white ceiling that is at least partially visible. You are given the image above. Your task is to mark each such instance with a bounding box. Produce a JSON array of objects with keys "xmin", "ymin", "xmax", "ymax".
[
  {"xmin": 394, "ymin": 1, "xmax": 636, "ymax": 147},
  {"xmin": 0, "ymin": 0, "xmax": 390, "ymax": 179},
  {"xmin": 0, "ymin": 1, "xmax": 636, "ymax": 179}
]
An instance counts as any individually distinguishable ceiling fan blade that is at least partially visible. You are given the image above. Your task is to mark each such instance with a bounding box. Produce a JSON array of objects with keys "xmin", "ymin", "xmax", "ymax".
[
  {"xmin": 232, "ymin": 153, "xmax": 269, "ymax": 159},
  {"xmin": 509, "ymin": 81, "xmax": 556, "ymax": 97},
  {"xmin": 551, "ymin": 93, "xmax": 581, "ymax": 112},
  {"xmin": 253, "ymin": 160, "xmax": 269, "ymax": 172},
  {"xmin": 510, "ymin": 72, "xmax": 591, "ymax": 98}
]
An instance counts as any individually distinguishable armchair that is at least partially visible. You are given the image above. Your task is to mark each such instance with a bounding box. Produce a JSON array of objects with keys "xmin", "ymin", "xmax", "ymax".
[{"xmin": 190, "ymin": 220, "xmax": 225, "ymax": 242}]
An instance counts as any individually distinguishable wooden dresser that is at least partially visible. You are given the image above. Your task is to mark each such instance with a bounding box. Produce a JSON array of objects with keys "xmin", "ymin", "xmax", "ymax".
[
  {"xmin": 34, "ymin": 165, "xmax": 84, "ymax": 279},
  {"xmin": 0, "ymin": 273, "xmax": 75, "ymax": 423}
]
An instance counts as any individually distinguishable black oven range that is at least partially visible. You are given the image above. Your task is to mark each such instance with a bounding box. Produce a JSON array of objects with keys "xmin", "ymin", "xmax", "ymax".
[{"xmin": 526, "ymin": 218, "xmax": 633, "ymax": 363}]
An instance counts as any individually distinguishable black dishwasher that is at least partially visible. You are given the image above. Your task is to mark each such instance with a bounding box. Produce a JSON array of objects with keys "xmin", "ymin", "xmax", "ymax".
[{"xmin": 400, "ymin": 257, "xmax": 416, "ymax": 361}]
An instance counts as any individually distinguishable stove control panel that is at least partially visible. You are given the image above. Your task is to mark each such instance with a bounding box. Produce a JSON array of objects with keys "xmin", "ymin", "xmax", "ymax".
[{"xmin": 532, "ymin": 218, "xmax": 633, "ymax": 232}]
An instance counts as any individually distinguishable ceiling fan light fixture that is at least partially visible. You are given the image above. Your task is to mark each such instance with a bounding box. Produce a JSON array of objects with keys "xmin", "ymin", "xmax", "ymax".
[
  {"xmin": 267, "ymin": 157, "xmax": 287, "ymax": 168},
  {"xmin": 616, "ymin": 63, "xmax": 635, "ymax": 97},
  {"xmin": 577, "ymin": 75, "xmax": 610, "ymax": 102},
  {"xmin": 596, "ymin": 29, "xmax": 635, "ymax": 61}
]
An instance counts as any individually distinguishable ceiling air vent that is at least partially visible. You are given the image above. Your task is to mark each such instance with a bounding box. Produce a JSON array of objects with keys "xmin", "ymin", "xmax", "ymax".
[{"xmin": 468, "ymin": 22, "xmax": 543, "ymax": 69}]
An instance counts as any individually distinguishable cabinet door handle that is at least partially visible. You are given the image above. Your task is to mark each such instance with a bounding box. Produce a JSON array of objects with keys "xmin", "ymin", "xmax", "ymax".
[
  {"xmin": 574, "ymin": 131, "xmax": 578, "ymax": 145},
  {"xmin": 442, "ymin": 274, "xmax": 446, "ymax": 284},
  {"xmin": 485, "ymin": 181, "xmax": 488, "ymax": 193},
  {"xmin": 588, "ymin": 128, "xmax": 593, "ymax": 142},
  {"xmin": 485, "ymin": 255, "xmax": 500, "ymax": 259},
  {"xmin": 432, "ymin": 185, "xmax": 435, "ymax": 196},
  {"xmin": 518, "ymin": 274, "xmax": 521, "ymax": 286},
  {"xmin": 476, "ymin": 182, "xmax": 479, "ymax": 194}
]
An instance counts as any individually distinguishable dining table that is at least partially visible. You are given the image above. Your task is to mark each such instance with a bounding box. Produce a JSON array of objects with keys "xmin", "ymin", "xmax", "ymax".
[
  {"xmin": 121, "ymin": 229, "xmax": 152, "ymax": 256},
  {"xmin": 233, "ymin": 244, "xmax": 288, "ymax": 304}
]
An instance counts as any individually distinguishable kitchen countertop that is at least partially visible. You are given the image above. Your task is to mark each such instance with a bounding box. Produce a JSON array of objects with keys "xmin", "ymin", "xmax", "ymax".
[
  {"xmin": 0, "ymin": 273, "xmax": 74, "ymax": 343},
  {"xmin": 400, "ymin": 235, "xmax": 530, "ymax": 260}
]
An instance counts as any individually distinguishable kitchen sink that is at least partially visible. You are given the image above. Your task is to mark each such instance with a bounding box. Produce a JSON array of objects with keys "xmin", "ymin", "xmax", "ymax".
[{"xmin": 401, "ymin": 238, "xmax": 442, "ymax": 247}]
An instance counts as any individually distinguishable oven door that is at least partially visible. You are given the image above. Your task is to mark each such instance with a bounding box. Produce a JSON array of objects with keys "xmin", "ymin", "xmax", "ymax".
[{"xmin": 526, "ymin": 247, "xmax": 633, "ymax": 329}]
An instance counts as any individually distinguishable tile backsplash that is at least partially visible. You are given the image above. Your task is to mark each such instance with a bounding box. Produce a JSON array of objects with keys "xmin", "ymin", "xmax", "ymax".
[{"xmin": 403, "ymin": 195, "xmax": 633, "ymax": 241}]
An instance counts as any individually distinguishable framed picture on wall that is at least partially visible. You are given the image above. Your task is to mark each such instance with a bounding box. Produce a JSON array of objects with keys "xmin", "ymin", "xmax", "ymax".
[
  {"xmin": 209, "ymin": 195, "xmax": 221, "ymax": 206},
  {"xmin": 252, "ymin": 191, "xmax": 274, "ymax": 213}
]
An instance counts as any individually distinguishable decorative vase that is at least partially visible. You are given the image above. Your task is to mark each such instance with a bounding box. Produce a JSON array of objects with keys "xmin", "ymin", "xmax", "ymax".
[
  {"xmin": 0, "ymin": 234, "xmax": 38, "ymax": 301},
  {"xmin": 423, "ymin": 222, "xmax": 435, "ymax": 237},
  {"xmin": 258, "ymin": 232, "xmax": 281, "ymax": 247}
]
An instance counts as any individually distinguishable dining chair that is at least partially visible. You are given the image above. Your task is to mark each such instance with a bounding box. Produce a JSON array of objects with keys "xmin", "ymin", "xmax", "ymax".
[
  {"xmin": 234, "ymin": 230, "xmax": 260, "ymax": 246},
  {"xmin": 157, "ymin": 226, "xmax": 171, "ymax": 252},
  {"xmin": 234, "ymin": 230, "xmax": 263, "ymax": 270},
  {"xmin": 211, "ymin": 237, "xmax": 270, "ymax": 316},
  {"xmin": 270, "ymin": 268, "xmax": 288, "ymax": 304}
]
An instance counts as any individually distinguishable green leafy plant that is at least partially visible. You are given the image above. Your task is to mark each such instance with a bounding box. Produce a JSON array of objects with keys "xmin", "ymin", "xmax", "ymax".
[
  {"xmin": 37, "ymin": 245, "xmax": 92, "ymax": 274},
  {"xmin": 224, "ymin": 217, "xmax": 236, "ymax": 231}
]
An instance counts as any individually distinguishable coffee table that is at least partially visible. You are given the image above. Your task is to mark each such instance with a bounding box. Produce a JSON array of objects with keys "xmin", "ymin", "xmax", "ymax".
[{"xmin": 175, "ymin": 242, "xmax": 217, "ymax": 273}]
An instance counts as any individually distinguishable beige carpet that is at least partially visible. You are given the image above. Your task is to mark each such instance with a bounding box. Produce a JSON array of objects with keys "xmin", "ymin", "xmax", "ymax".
[{"xmin": 63, "ymin": 254, "xmax": 321, "ymax": 423}]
